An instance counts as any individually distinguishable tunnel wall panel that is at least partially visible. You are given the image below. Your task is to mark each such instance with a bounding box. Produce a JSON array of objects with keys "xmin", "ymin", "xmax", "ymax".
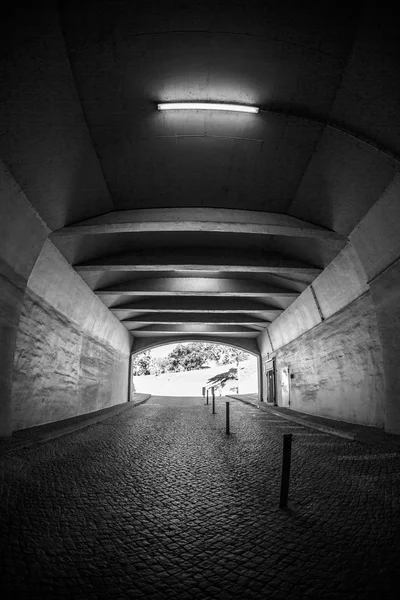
[
  {"xmin": 78, "ymin": 337, "xmax": 129, "ymax": 416},
  {"xmin": 268, "ymin": 287, "xmax": 321, "ymax": 350},
  {"xmin": 312, "ymin": 244, "xmax": 368, "ymax": 319},
  {"xmin": 11, "ymin": 242, "xmax": 132, "ymax": 431},
  {"xmin": 12, "ymin": 292, "xmax": 82, "ymax": 429},
  {"xmin": 0, "ymin": 160, "xmax": 49, "ymax": 286},
  {"xmin": 28, "ymin": 240, "xmax": 129, "ymax": 352},
  {"xmin": 0, "ymin": 274, "xmax": 25, "ymax": 434},
  {"xmin": 350, "ymin": 173, "xmax": 400, "ymax": 283},
  {"xmin": 369, "ymin": 258, "xmax": 400, "ymax": 434},
  {"xmin": 0, "ymin": 160, "xmax": 50, "ymax": 435},
  {"xmin": 0, "ymin": 8, "xmax": 113, "ymax": 231},
  {"xmin": 274, "ymin": 292, "xmax": 384, "ymax": 427},
  {"xmin": 257, "ymin": 329, "xmax": 273, "ymax": 359}
]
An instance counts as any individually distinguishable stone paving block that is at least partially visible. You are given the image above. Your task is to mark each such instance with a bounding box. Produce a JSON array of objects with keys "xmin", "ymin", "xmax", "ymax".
[{"xmin": 1, "ymin": 395, "xmax": 400, "ymax": 599}]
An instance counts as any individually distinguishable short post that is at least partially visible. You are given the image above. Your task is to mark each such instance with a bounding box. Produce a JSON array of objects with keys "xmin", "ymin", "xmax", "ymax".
[
  {"xmin": 226, "ymin": 402, "xmax": 230, "ymax": 435},
  {"xmin": 212, "ymin": 387, "xmax": 215, "ymax": 414},
  {"xmin": 206, "ymin": 389, "xmax": 209, "ymax": 405},
  {"xmin": 279, "ymin": 434, "xmax": 292, "ymax": 508}
]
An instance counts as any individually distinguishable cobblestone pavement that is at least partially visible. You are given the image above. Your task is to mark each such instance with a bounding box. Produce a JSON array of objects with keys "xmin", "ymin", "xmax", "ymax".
[
  {"xmin": 1, "ymin": 395, "xmax": 400, "ymax": 599},
  {"xmin": 229, "ymin": 394, "xmax": 400, "ymax": 451}
]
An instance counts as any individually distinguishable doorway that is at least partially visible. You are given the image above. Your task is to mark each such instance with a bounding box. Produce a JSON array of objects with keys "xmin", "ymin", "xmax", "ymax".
[
  {"xmin": 264, "ymin": 359, "xmax": 276, "ymax": 404},
  {"xmin": 280, "ymin": 366, "xmax": 290, "ymax": 407}
]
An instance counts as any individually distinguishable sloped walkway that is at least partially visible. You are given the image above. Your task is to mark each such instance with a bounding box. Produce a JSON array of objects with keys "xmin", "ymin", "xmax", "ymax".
[
  {"xmin": 1, "ymin": 394, "xmax": 400, "ymax": 599},
  {"xmin": 228, "ymin": 394, "xmax": 400, "ymax": 453},
  {"xmin": 0, "ymin": 394, "xmax": 150, "ymax": 454}
]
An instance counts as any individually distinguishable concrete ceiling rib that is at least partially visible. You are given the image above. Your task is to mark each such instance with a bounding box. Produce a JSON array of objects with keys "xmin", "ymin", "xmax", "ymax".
[
  {"xmin": 130, "ymin": 324, "xmax": 260, "ymax": 337},
  {"xmin": 51, "ymin": 208, "xmax": 345, "ymax": 241},
  {"xmin": 94, "ymin": 277, "xmax": 302, "ymax": 297},
  {"xmin": 110, "ymin": 298, "xmax": 284, "ymax": 314},
  {"xmin": 120, "ymin": 314, "xmax": 270, "ymax": 326},
  {"xmin": 74, "ymin": 249, "xmax": 322, "ymax": 276}
]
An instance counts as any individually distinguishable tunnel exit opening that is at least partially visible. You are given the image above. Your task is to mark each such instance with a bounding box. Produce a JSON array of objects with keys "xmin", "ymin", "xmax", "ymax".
[{"xmin": 130, "ymin": 341, "xmax": 259, "ymax": 399}]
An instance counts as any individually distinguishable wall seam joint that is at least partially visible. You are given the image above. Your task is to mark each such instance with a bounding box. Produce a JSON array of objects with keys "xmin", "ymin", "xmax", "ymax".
[
  {"xmin": 367, "ymin": 253, "xmax": 400, "ymax": 287},
  {"xmin": 267, "ymin": 328, "xmax": 274, "ymax": 352},
  {"xmin": 310, "ymin": 284, "xmax": 325, "ymax": 321}
]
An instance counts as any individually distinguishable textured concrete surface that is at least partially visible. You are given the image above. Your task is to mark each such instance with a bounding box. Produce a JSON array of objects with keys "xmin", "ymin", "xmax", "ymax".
[
  {"xmin": 0, "ymin": 160, "xmax": 49, "ymax": 436},
  {"xmin": 272, "ymin": 293, "xmax": 384, "ymax": 428},
  {"xmin": 28, "ymin": 241, "xmax": 132, "ymax": 352},
  {"xmin": 350, "ymin": 173, "xmax": 400, "ymax": 284},
  {"xmin": 312, "ymin": 244, "xmax": 368, "ymax": 320},
  {"xmin": 11, "ymin": 241, "xmax": 132, "ymax": 431},
  {"xmin": 0, "ymin": 273, "xmax": 24, "ymax": 435},
  {"xmin": 0, "ymin": 5, "xmax": 113, "ymax": 231},
  {"xmin": 370, "ymin": 259, "xmax": 400, "ymax": 434},
  {"xmin": 289, "ymin": 126, "xmax": 398, "ymax": 236},
  {"xmin": 268, "ymin": 287, "xmax": 321, "ymax": 350},
  {"xmin": 1, "ymin": 395, "xmax": 399, "ymax": 599},
  {"xmin": 0, "ymin": 159, "xmax": 49, "ymax": 285},
  {"xmin": 12, "ymin": 290, "xmax": 129, "ymax": 430}
]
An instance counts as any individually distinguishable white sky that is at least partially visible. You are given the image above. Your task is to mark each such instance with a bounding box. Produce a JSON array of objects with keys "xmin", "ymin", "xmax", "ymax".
[{"xmin": 150, "ymin": 343, "xmax": 179, "ymax": 358}]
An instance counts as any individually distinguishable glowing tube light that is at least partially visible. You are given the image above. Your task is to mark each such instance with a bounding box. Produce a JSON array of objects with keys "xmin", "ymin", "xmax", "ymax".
[{"xmin": 157, "ymin": 102, "xmax": 259, "ymax": 113}]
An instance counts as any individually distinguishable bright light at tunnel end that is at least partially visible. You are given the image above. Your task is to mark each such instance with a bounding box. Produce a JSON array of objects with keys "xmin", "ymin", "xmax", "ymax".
[{"xmin": 157, "ymin": 102, "xmax": 259, "ymax": 114}]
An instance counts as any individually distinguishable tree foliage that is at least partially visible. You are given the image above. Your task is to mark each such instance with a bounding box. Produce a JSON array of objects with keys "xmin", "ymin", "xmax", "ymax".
[
  {"xmin": 207, "ymin": 367, "xmax": 238, "ymax": 390},
  {"xmin": 131, "ymin": 343, "xmax": 249, "ymax": 376},
  {"xmin": 212, "ymin": 346, "xmax": 248, "ymax": 365},
  {"xmin": 165, "ymin": 343, "xmax": 210, "ymax": 372},
  {"xmin": 131, "ymin": 350, "xmax": 152, "ymax": 376}
]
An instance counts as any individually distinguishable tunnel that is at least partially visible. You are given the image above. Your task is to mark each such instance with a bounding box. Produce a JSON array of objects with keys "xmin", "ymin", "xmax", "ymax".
[
  {"xmin": 130, "ymin": 341, "xmax": 259, "ymax": 397},
  {"xmin": 1, "ymin": 0, "xmax": 399, "ymax": 437},
  {"xmin": 1, "ymin": 1, "xmax": 400, "ymax": 598}
]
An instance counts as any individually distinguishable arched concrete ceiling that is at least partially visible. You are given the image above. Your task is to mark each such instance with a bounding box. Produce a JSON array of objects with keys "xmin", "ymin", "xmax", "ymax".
[{"xmin": 1, "ymin": 0, "xmax": 399, "ymax": 349}]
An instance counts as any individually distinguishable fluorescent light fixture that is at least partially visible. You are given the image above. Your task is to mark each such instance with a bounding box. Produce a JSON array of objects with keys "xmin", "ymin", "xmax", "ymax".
[{"xmin": 158, "ymin": 102, "xmax": 259, "ymax": 114}]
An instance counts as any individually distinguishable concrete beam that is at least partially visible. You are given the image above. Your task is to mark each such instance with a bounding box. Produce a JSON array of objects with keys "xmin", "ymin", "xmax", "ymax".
[
  {"xmin": 121, "ymin": 313, "xmax": 270, "ymax": 327},
  {"xmin": 111, "ymin": 298, "xmax": 284, "ymax": 315},
  {"xmin": 95, "ymin": 277, "xmax": 301, "ymax": 297},
  {"xmin": 74, "ymin": 248, "xmax": 322, "ymax": 275},
  {"xmin": 132, "ymin": 335, "xmax": 260, "ymax": 356},
  {"xmin": 111, "ymin": 298, "xmax": 284, "ymax": 313},
  {"xmin": 130, "ymin": 324, "xmax": 260, "ymax": 337},
  {"xmin": 52, "ymin": 208, "xmax": 345, "ymax": 241}
]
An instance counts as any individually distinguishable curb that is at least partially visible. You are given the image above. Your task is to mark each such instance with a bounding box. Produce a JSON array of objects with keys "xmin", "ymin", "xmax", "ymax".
[
  {"xmin": 227, "ymin": 395, "xmax": 358, "ymax": 441},
  {"xmin": 228, "ymin": 395, "xmax": 400, "ymax": 452},
  {"xmin": 0, "ymin": 394, "xmax": 151, "ymax": 455}
]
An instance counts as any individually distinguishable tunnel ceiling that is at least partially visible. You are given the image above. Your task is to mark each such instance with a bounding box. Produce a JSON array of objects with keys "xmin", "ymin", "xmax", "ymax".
[{"xmin": 1, "ymin": 1, "xmax": 399, "ymax": 345}]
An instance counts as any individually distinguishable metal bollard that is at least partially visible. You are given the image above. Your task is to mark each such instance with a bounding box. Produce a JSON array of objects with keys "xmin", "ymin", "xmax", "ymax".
[
  {"xmin": 212, "ymin": 387, "xmax": 215, "ymax": 414},
  {"xmin": 206, "ymin": 389, "xmax": 209, "ymax": 405},
  {"xmin": 279, "ymin": 434, "xmax": 292, "ymax": 508},
  {"xmin": 226, "ymin": 402, "xmax": 230, "ymax": 434}
]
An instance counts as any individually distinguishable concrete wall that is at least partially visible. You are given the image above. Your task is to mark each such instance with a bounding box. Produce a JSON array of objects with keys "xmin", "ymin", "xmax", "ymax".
[
  {"xmin": 0, "ymin": 160, "xmax": 50, "ymax": 435},
  {"xmin": 11, "ymin": 241, "xmax": 132, "ymax": 431},
  {"xmin": 368, "ymin": 259, "xmax": 400, "ymax": 434},
  {"xmin": 259, "ymin": 245, "xmax": 384, "ymax": 426},
  {"xmin": 273, "ymin": 293, "xmax": 384, "ymax": 427},
  {"xmin": 349, "ymin": 174, "xmax": 400, "ymax": 433},
  {"xmin": 259, "ymin": 170, "xmax": 400, "ymax": 432}
]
